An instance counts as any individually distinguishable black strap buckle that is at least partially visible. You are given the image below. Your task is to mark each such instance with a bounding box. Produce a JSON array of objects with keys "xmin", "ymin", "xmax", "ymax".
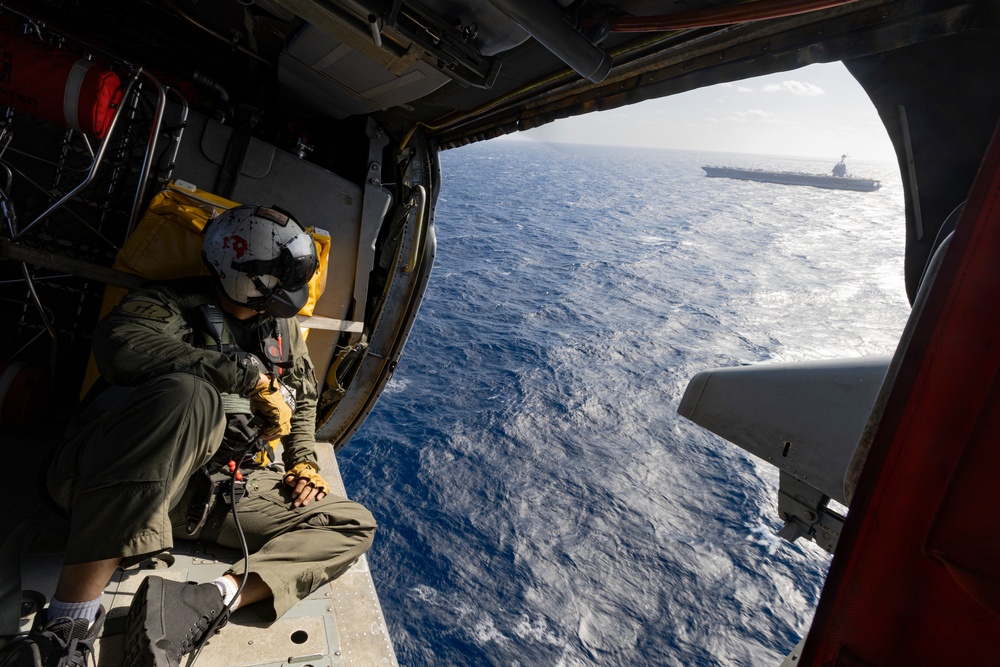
[{"xmin": 223, "ymin": 478, "xmax": 246, "ymax": 505}]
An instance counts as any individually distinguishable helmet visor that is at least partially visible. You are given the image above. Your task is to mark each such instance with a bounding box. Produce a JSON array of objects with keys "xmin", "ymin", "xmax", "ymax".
[
  {"xmin": 280, "ymin": 234, "xmax": 319, "ymax": 291},
  {"xmin": 229, "ymin": 234, "xmax": 318, "ymax": 293}
]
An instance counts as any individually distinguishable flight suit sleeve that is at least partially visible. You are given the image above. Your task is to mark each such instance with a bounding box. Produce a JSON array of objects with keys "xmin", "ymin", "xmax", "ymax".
[
  {"xmin": 279, "ymin": 317, "xmax": 320, "ymax": 470},
  {"xmin": 93, "ymin": 284, "xmax": 259, "ymax": 395}
]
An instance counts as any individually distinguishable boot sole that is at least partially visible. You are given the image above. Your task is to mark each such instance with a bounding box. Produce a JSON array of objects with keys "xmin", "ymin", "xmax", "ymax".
[{"xmin": 123, "ymin": 577, "xmax": 174, "ymax": 667}]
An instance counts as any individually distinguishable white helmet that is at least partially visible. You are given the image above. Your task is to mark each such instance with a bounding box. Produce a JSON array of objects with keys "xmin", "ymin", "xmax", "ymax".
[{"xmin": 202, "ymin": 205, "xmax": 318, "ymax": 318}]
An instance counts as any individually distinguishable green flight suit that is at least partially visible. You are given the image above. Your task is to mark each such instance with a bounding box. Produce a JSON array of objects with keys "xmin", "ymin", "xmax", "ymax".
[{"xmin": 47, "ymin": 278, "xmax": 376, "ymax": 619}]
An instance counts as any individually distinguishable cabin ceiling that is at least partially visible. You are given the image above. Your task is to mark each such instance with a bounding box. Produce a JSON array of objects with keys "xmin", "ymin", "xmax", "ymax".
[{"xmin": 16, "ymin": 0, "xmax": 988, "ymax": 150}]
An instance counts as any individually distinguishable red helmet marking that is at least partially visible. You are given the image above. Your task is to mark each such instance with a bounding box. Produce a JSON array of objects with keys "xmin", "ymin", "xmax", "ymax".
[{"xmin": 224, "ymin": 234, "xmax": 249, "ymax": 259}]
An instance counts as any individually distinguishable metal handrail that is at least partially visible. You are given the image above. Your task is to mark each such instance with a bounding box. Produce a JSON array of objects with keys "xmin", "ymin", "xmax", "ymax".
[
  {"xmin": 126, "ymin": 71, "xmax": 178, "ymax": 237},
  {"xmin": 404, "ymin": 185, "xmax": 427, "ymax": 273},
  {"xmin": 162, "ymin": 88, "xmax": 190, "ymax": 181}
]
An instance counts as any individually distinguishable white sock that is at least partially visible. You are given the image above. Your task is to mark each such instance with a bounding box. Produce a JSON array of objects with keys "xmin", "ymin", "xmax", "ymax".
[
  {"xmin": 46, "ymin": 595, "xmax": 101, "ymax": 628},
  {"xmin": 211, "ymin": 576, "xmax": 241, "ymax": 611}
]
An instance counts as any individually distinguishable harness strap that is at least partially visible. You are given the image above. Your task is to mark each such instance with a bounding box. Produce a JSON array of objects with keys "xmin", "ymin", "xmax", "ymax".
[
  {"xmin": 193, "ymin": 300, "xmax": 291, "ymax": 377},
  {"xmin": 261, "ymin": 317, "xmax": 292, "ymax": 378}
]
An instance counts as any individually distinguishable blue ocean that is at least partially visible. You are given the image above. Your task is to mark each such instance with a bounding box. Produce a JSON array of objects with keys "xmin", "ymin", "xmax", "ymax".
[{"xmin": 338, "ymin": 141, "xmax": 910, "ymax": 666}]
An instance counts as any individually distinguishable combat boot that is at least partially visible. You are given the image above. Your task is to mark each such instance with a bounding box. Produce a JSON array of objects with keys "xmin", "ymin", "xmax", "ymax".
[
  {"xmin": 0, "ymin": 606, "xmax": 106, "ymax": 667},
  {"xmin": 123, "ymin": 577, "xmax": 228, "ymax": 667}
]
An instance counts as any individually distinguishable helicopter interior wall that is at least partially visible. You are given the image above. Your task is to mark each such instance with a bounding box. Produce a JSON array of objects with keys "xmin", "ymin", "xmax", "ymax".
[
  {"xmin": 844, "ymin": 26, "xmax": 1000, "ymax": 304},
  {"xmin": 170, "ymin": 108, "xmax": 365, "ymax": 322},
  {"xmin": 168, "ymin": 107, "xmax": 376, "ymax": 385}
]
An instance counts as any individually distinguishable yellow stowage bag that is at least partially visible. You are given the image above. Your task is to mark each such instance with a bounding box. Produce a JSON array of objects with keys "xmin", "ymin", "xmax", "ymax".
[{"xmin": 81, "ymin": 181, "xmax": 331, "ymax": 397}]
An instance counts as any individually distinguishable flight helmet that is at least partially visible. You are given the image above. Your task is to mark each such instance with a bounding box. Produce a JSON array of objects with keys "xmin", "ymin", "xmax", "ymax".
[{"xmin": 202, "ymin": 205, "xmax": 318, "ymax": 318}]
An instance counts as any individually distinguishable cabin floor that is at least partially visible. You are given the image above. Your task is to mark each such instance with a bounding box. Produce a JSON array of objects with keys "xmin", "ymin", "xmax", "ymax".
[{"xmin": 1, "ymin": 426, "xmax": 396, "ymax": 667}]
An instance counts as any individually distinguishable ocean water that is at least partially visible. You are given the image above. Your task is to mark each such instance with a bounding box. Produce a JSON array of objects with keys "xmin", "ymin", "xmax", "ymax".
[{"xmin": 338, "ymin": 142, "xmax": 910, "ymax": 666}]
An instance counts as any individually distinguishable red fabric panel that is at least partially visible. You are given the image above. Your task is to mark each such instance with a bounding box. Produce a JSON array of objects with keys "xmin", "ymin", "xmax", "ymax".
[
  {"xmin": 801, "ymin": 123, "xmax": 1000, "ymax": 664},
  {"xmin": 0, "ymin": 23, "xmax": 122, "ymax": 138},
  {"xmin": 925, "ymin": 375, "xmax": 1000, "ymax": 618},
  {"xmin": 0, "ymin": 362, "xmax": 46, "ymax": 425},
  {"xmin": 76, "ymin": 63, "xmax": 124, "ymax": 138}
]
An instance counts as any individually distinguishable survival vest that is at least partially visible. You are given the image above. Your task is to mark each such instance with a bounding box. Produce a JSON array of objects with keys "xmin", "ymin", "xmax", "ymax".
[{"xmin": 176, "ymin": 289, "xmax": 293, "ymax": 380}]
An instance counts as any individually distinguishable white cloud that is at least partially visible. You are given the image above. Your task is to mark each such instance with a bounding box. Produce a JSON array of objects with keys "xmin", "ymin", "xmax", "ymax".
[
  {"xmin": 705, "ymin": 109, "xmax": 794, "ymax": 127},
  {"xmin": 715, "ymin": 109, "xmax": 775, "ymax": 123},
  {"xmin": 761, "ymin": 80, "xmax": 825, "ymax": 96}
]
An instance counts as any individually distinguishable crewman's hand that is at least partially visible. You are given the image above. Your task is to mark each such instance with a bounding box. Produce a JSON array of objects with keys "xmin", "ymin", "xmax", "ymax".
[
  {"xmin": 284, "ymin": 462, "xmax": 330, "ymax": 507},
  {"xmin": 249, "ymin": 374, "xmax": 294, "ymax": 439}
]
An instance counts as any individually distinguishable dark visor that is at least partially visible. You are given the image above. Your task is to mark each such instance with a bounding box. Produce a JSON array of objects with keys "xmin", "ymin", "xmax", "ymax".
[
  {"xmin": 231, "ymin": 235, "xmax": 318, "ymax": 292},
  {"xmin": 280, "ymin": 234, "xmax": 319, "ymax": 291}
]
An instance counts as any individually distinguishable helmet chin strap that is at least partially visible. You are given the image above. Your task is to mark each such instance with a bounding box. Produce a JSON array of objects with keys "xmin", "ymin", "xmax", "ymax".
[
  {"xmin": 249, "ymin": 275, "xmax": 305, "ymax": 318},
  {"xmin": 214, "ymin": 284, "xmax": 262, "ymax": 320},
  {"xmin": 250, "ymin": 274, "xmax": 280, "ymax": 303}
]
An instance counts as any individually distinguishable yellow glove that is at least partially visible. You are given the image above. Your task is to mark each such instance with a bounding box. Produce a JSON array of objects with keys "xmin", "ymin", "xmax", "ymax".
[
  {"xmin": 285, "ymin": 462, "xmax": 331, "ymax": 506},
  {"xmin": 249, "ymin": 377, "xmax": 294, "ymax": 440}
]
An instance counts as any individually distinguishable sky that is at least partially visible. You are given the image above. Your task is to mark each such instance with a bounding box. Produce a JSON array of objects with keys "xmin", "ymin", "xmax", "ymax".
[{"xmin": 505, "ymin": 62, "xmax": 896, "ymax": 162}]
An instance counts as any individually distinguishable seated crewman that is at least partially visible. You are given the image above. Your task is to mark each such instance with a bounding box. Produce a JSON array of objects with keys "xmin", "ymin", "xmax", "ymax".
[{"xmin": 22, "ymin": 205, "xmax": 376, "ymax": 667}]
